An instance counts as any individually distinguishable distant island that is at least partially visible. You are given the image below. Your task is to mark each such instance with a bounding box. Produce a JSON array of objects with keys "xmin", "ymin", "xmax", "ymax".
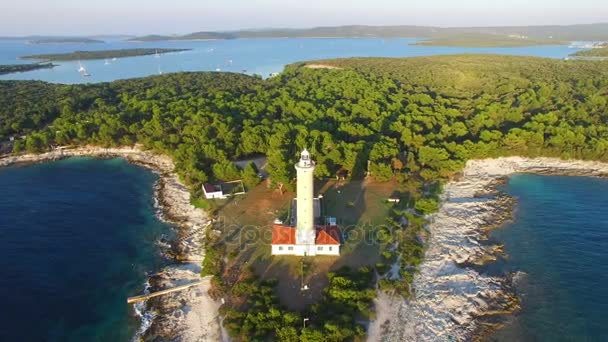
[
  {"xmin": 4, "ymin": 23, "xmax": 607, "ymax": 47},
  {"xmin": 411, "ymin": 34, "xmax": 565, "ymax": 47},
  {"xmin": 28, "ymin": 37, "xmax": 104, "ymax": 44},
  {"xmin": 0, "ymin": 62, "xmax": 55, "ymax": 75},
  {"xmin": 128, "ymin": 23, "xmax": 608, "ymax": 43},
  {"xmin": 20, "ymin": 48, "xmax": 190, "ymax": 61},
  {"xmin": 128, "ymin": 32, "xmax": 236, "ymax": 42},
  {"xmin": 0, "ymin": 35, "xmax": 135, "ymax": 42}
]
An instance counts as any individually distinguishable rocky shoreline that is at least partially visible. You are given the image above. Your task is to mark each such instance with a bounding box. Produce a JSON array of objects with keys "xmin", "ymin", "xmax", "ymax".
[
  {"xmin": 7, "ymin": 150, "xmax": 608, "ymax": 341},
  {"xmin": 368, "ymin": 157, "xmax": 608, "ymax": 342},
  {"xmin": 0, "ymin": 146, "xmax": 222, "ymax": 342}
]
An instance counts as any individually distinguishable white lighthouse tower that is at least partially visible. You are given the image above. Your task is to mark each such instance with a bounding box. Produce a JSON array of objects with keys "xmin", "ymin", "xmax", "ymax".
[
  {"xmin": 295, "ymin": 149, "xmax": 316, "ymax": 247},
  {"xmin": 271, "ymin": 149, "xmax": 340, "ymax": 256}
]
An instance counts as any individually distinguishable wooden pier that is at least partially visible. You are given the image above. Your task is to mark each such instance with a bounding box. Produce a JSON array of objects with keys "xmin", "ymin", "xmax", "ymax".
[{"xmin": 127, "ymin": 280, "xmax": 203, "ymax": 304}]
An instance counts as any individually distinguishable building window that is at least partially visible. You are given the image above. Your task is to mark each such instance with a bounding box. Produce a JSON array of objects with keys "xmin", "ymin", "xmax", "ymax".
[
  {"xmin": 317, "ymin": 246, "xmax": 323, "ymax": 251},
  {"xmin": 278, "ymin": 246, "xmax": 283, "ymax": 251},
  {"xmin": 288, "ymin": 246, "xmax": 294, "ymax": 251},
  {"xmin": 328, "ymin": 246, "xmax": 333, "ymax": 251}
]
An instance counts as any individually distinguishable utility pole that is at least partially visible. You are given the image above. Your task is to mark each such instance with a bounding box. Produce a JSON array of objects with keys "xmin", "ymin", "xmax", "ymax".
[{"xmin": 300, "ymin": 257, "xmax": 309, "ymax": 291}]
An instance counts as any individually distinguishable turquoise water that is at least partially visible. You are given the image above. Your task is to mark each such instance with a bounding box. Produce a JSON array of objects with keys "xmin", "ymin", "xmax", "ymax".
[
  {"xmin": 490, "ymin": 174, "xmax": 608, "ymax": 341},
  {"xmin": 0, "ymin": 158, "xmax": 172, "ymax": 341},
  {"xmin": 0, "ymin": 38, "xmax": 583, "ymax": 84}
]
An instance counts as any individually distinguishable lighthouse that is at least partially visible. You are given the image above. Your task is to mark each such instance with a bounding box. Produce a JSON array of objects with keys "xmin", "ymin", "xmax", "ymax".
[
  {"xmin": 295, "ymin": 149, "xmax": 316, "ymax": 246},
  {"xmin": 271, "ymin": 149, "xmax": 341, "ymax": 256}
]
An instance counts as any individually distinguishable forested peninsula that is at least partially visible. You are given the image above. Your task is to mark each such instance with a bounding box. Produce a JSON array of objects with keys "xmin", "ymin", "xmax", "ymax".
[
  {"xmin": 0, "ymin": 62, "xmax": 55, "ymax": 75},
  {"xmin": 411, "ymin": 34, "xmax": 564, "ymax": 47},
  {"xmin": 571, "ymin": 48, "xmax": 608, "ymax": 58},
  {"xmin": 2, "ymin": 54, "xmax": 608, "ymax": 341},
  {"xmin": 28, "ymin": 37, "xmax": 104, "ymax": 44},
  {"xmin": 20, "ymin": 48, "xmax": 190, "ymax": 61}
]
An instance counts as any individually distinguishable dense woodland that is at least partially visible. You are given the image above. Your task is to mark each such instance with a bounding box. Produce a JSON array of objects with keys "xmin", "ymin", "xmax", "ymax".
[
  {"xmin": 2, "ymin": 54, "xmax": 608, "ymax": 340},
  {"xmin": 4, "ymin": 55, "xmax": 607, "ymax": 187}
]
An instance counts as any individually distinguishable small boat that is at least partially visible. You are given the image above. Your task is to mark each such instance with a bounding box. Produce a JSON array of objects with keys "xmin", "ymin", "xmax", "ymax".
[
  {"xmin": 78, "ymin": 61, "xmax": 91, "ymax": 76},
  {"xmin": 104, "ymin": 59, "xmax": 110, "ymax": 65},
  {"xmin": 112, "ymin": 57, "xmax": 117, "ymax": 61},
  {"xmin": 154, "ymin": 49, "xmax": 160, "ymax": 58},
  {"xmin": 158, "ymin": 65, "xmax": 163, "ymax": 75},
  {"xmin": 78, "ymin": 60, "xmax": 86, "ymax": 73}
]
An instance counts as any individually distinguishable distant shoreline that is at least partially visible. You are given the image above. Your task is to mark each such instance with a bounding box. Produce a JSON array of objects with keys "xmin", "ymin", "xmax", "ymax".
[
  {"xmin": 124, "ymin": 23, "xmax": 608, "ymax": 42},
  {"xmin": 3, "ymin": 22, "xmax": 607, "ymax": 45},
  {"xmin": 0, "ymin": 146, "xmax": 221, "ymax": 341},
  {"xmin": 19, "ymin": 48, "xmax": 191, "ymax": 61},
  {"xmin": 411, "ymin": 36, "xmax": 567, "ymax": 48},
  {"xmin": 28, "ymin": 38, "xmax": 104, "ymax": 45},
  {"xmin": 127, "ymin": 38, "xmax": 221, "ymax": 42},
  {"xmin": 368, "ymin": 157, "xmax": 608, "ymax": 341}
]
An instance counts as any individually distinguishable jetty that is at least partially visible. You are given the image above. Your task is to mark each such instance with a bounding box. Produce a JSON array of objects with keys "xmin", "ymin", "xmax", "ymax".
[{"xmin": 127, "ymin": 281, "xmax": 203, "ymax": 304}]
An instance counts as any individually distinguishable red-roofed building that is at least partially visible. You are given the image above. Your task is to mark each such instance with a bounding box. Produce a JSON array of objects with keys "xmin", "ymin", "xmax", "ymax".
[
  {"xmin": 271, "ymin": 224, "xmax": 296, "ymax": 245},
  {"xmin": 271, "ymin": 223, "xmax": 341, "ymax": 256},
  {"xmin": 316, "ymin": 226, "xmax": 340, "ymax": 245},
  {"xmin": 271, "ymin": 150, "xmax": 340, "ymax": 256}
]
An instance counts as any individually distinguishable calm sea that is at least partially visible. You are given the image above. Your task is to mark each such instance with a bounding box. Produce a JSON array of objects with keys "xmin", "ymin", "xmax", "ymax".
[
  {"xmin": 0, "ymin": 37, "xmax": 583, "ymax": 84},
  {"xmin": 490, "ymin": 174, "xmax": 608, "ymax": 341},
  {"xmin": 0, "ymin": 158, "xmax": 172, "ymax": 341}
]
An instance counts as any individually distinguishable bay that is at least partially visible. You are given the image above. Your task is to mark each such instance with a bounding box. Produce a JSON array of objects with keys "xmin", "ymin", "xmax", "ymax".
[
  {"xmin": 0, "ymin": 157, "xmax": 172, "ymax": 341},
  {"xmin": 0, "ymin": 38, "xmax": 582, "ymax": 84}
]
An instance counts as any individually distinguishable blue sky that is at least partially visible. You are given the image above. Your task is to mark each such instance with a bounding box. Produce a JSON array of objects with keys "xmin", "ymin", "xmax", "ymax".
[{"xmin": 2, "ymin": 0, "xmax": 607, "ymax": 36}]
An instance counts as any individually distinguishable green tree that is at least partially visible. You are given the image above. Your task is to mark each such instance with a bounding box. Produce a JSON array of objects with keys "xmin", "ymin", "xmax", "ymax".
[
  {"xmin": 241, "ymin": 162, "xmax": 261, "ymax": 189},
  {"xmin": 415, "ymin": 198, "xmax": 439, "ymax": 214},
  {"xmin": 212, "ymin": 159, "xmax": 241, "ymax": 181}
]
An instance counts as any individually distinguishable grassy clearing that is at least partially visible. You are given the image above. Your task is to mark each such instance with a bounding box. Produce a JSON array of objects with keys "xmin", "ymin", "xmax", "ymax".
[{"xmin": 210, "ymin": 177, "xmax": 397, "ymax": 309}]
